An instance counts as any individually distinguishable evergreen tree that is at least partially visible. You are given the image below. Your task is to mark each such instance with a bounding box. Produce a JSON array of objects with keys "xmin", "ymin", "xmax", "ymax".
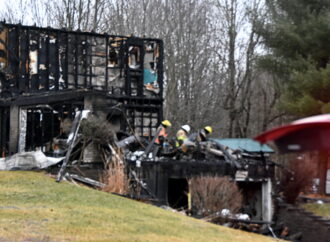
[{"xmin": 259, "ymin": 0, "xmax": 330, "ymax": 116}]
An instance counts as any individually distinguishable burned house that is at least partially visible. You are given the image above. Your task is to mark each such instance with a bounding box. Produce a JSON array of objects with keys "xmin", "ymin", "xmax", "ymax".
[
  {"xmin": 0, "ymin": 22, "xmax": 275, "ymax": 223},
  {"xmin": 0, "ymin": 22, "xmax": 163, "ymax": 155}
]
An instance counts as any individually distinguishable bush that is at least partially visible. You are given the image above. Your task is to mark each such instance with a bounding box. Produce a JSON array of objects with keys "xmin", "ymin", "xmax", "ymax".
[
  {"xmin": 280, "ymin": 156, "xmax": 316, "ymax": 204},
  {"xmin": 189, "ymin": 176, "xmax": 243, "ymax": 216}
]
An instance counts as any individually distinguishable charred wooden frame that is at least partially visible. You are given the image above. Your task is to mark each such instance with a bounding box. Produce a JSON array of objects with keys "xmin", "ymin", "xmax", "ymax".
[
  {"xmin": 0, "ymin": 22, "xmax": 164, "ymax": 154},
  {"xmin": 0, "ymin": 22, "xmax": 163, "ymax": 96}
]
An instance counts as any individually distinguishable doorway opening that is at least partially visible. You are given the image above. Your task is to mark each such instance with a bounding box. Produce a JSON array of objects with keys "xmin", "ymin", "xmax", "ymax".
[{"xmin": 168, "ymin": 178, "xmax": 188, "ymax": 209}]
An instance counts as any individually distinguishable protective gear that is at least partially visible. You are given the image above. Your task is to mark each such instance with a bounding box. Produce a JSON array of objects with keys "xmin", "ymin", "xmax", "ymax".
[
  {"xmin": 176, "ymin": 129, "xmax": 187, "ymax": 147},
  {"xmin": 204, "ymin": 126, "xmax": 213, "ymax": 134},
  {"xmin": 181, "ymin": 124, "xmax": 191, "ymax": 134},
  {"xmin": 161, "ymin": 120, "xmax": 172, "ymax": 127},
  {"xmin": 155, "ymin": 126, "xmax": 168, "ymax": 144}
]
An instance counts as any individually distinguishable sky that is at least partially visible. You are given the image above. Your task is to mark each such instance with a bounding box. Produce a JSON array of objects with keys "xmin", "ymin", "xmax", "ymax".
[{"xmin": 0, "ymin": 0, "xmax": 46, "ymax": 26}]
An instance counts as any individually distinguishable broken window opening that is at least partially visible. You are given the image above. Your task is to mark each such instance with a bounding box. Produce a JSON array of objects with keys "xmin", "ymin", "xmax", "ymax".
[
  {"xmin": 23, "ymin": 103, "xmax": 83, "ymax": 154},
  {"xmin": 0, "ymin": 26, "xmax": 7, "ymax": 71},
  {"xmin": 108, "ymin": 40, "xmax": 120, "ymax": 68},
  {"xmin": 143, "ymin": 41, "xmax": 160, "ymax": 95},
  {"xmin": 128, "ymin": 46, "xmax": 141, "ymax": 69},
  {"xmin": 0, "ymin": 107, "xmax": 10, "ymax": 156},
  {"xmin": 124, "ymin": 107, "xmax": 159, "ymax": 138}
]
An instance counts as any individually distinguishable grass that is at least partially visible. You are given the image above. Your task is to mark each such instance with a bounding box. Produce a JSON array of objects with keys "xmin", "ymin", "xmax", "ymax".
[
  {"xmin": 0, "ymin": 171, "xmax": 278, "ymax": 241},
  {"xmin": 303, "ymin": 203, "xmax": 330, "ymax": 219}
]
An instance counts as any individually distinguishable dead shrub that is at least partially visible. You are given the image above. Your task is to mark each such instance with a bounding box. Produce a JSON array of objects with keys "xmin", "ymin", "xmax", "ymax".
[
  {"xmin": 80, "ymin": 115, "xmax": 129, "ymax": 195},
  {"xmin": 80, "ymin": 115, "xmax": 115, "ymax": 147},
  {"xmin": 280, "ymin": 156, "xmax": 316, "ymax": 204},
  {"xmin": 189, "ymin": 176, "xmax": 243, "ymax": 216},
  {"xmin": 102, "ymin": 147, "xmax": 129, "ymax": 195},
  {"xmin": 79, "ymin": 115, "xmax": 117, "ymax": 164}
]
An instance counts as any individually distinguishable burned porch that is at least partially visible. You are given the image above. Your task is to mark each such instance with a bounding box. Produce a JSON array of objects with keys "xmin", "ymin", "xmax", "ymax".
[{"xmin": 126, "ymin": 139, "xmax": 275, "ymax": 222}]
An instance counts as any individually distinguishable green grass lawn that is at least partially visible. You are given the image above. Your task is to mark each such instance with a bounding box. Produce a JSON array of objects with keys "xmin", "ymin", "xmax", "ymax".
[
  {"xmin": 303, "ymin": 203, "xmax": 330, "ymax": 219},
  {"xmin": 0, "ymin": 171, "xmax": 278, "ymax": 241}
]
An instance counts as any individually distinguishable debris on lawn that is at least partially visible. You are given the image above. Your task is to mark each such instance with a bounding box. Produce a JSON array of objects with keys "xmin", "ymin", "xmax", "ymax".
[
  {"xmin": 0, "ymin": 151, "xmax": 64, "ymax": 170},
  {"xmin": 65, "ymin": 173, "xmax": 106, "ymax": 189}
]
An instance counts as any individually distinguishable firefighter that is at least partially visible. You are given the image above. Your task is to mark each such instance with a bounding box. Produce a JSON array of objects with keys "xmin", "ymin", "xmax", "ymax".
[
  {"xmin": 151, "ymin": 119, "xmax": 172, "ymax": 157},
  {"xmin": 155, "ymin": 119, "xmax": 172, "ymax": 145},
  {"xmin": 189, "ymin": 126, "xmax": 213, "ymax": 143},
  {"xmin": 201, "ymin": 126, "xmax": 213, "ymax": 141},
  {"xmin": 151, "ymin": 120, "xmax": 172, "ymax": 156},
  {"xmin": 176, "ymin": 124, "xmax": 191, "ymax": 148}
]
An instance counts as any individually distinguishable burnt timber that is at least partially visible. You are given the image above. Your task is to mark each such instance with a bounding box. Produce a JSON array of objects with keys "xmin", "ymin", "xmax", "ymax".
[{"xmin": 0, "ymin": 22, "xmax": 274, "ymax": 223}]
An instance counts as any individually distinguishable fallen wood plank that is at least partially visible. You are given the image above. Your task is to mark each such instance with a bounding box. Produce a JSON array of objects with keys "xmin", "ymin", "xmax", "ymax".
[{"xmin": 66, "ymin": 173, "xmax": 106, "ymax": 188}]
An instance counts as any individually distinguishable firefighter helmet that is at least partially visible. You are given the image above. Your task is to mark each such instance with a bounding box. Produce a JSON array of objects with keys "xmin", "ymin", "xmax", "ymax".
[
  {"xmin": 181, "ymin": 124, "xmax": 191, "ymax": 134},
  {"xmin": 161, "ymin": 120, "xmax": 172, "ymax": 127},
  {"xmin": 204, "ymin": 126, "xmax": 213, "ymax": 134}
]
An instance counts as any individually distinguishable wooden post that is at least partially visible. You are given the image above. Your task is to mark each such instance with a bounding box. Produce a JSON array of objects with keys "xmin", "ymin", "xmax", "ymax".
[
  {"xmin": 318, "ymin": 151, "xmax": 328, "ymax": 195},
  {"xmin": 9, "ymin": 105, "xmax": 19, "ymax": 154},
  {"xmin": 262, "ymin": 178, "xmax": 273, "ymax": 222}
]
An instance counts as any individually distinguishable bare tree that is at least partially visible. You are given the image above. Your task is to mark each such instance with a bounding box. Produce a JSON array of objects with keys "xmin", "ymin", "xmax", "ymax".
[
  {"xmin": 42, "ymin": 0, "xmax": 107, "ymax": 31},
  {"xmin": 211, "ymin": 0, "xmax": 270, "ymax": 137},
  {"xmin": 0, "ymin": 0, "xmax": 53, "ymax": 26},
  {"xmin": 160, "ymin": 1, "xmax": 216, "ymax": 131}
]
